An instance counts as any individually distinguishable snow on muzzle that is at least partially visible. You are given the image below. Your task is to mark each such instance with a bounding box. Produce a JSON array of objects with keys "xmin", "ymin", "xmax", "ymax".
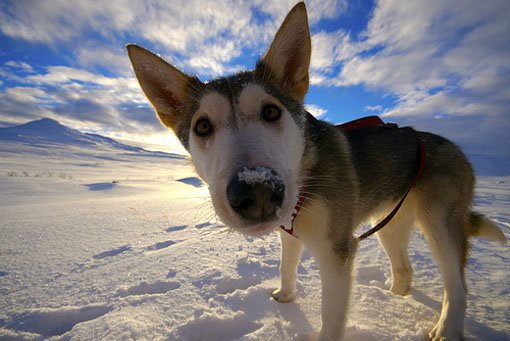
[{"xmin": 226, "ymin": 166, "xmax": 285, "ymax": 224}]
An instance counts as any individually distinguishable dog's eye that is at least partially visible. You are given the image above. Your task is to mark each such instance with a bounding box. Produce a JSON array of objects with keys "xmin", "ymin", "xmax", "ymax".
[
  {"xmin": 261, "ymin": 104, "xmax": 282, "ymax": 122},
  {"xmin": 194, "ymin": 118, "xmax": 213, "ymax": 137}
]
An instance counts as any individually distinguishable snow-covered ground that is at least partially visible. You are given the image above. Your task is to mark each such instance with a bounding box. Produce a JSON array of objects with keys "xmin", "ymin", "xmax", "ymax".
[{"xmin": 0, "ymin": 119, "xmax": 509, "ymax": 340}]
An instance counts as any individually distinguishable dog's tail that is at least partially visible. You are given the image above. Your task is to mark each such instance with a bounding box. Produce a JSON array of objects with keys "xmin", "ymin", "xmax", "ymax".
[{"xmin": 468, "ymin": 212, "xmax": 507, "ymax": 245}]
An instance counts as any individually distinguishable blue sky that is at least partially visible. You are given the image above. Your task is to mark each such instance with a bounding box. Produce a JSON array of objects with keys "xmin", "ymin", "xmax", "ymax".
[{"xmin": 0, "ymin": 0, "xmax": 509, "ymax": 155}]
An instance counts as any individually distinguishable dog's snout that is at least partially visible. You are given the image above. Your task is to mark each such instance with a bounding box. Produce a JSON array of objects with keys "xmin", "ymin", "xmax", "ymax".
[{"xmin": 227, "ymin": 167, "xmax": 285, "ymax": 223}]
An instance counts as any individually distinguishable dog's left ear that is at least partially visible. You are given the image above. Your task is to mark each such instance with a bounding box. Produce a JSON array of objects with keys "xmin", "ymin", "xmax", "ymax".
[{"xmin": 259, "ymin": 2, "xmax": 311, "ymax": 102}]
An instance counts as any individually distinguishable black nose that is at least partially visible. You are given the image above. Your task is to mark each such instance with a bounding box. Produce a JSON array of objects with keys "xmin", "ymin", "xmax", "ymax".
[{"xmin": 227, "ymin": 167, "xmax": 285, "ymax": 223}]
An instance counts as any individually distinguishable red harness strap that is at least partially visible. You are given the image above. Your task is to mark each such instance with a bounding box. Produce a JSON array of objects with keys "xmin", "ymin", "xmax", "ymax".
[
  {"xmin": 279, "ymin": 181, "xmax": 307, "ymax": 237},
  {"xmin": 356, "ymin": 129, "xmax": 426, "ymax": 241},
  {"xmin": 279, "ymin": 116, "xmax": 426, "ymax": 241}
]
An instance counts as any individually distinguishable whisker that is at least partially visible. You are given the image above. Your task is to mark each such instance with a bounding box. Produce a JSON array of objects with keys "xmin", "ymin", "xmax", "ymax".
[
  {"xmin": 304, "ymin": 184, "xmax": 344, "ymax": 191},
  {"xmin": 302, "ymin": 192, "xmax": 329, "ymax": 203},
  {"xmin": 300, "ymin": 175, "xmax": 345, "ymax": 184}
]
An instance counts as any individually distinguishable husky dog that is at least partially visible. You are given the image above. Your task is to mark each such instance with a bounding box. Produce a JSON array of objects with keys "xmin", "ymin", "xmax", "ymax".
[{"xmin": 127, "ymin": 2, "xmax": 506, "ymax": 340}]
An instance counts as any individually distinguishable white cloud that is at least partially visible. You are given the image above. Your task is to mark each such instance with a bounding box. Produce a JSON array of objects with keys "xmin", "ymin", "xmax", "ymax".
[
  {"xmin": 364, "ymin": 105, "xmax": 382, "ymax": 112},
  {"xmin": 311, "ymin": 0, "xmax": 510, "ymax": 121},
  {"xmin": 0, "ymin": 0, "xmax": 350, "ymax": 77},
  {"xmin": 0, "ymin": 1, "xmax": 246, "ymax": 76},
  {"xmin": 0, "ymin": 63, "xmax": 160, "ymax": 135},
  {"xmin": 5, "ymin": 87, "xmax": 50, "ymax": 103},
  {"xmin": 0, "ymin": 1, "xmax": 255, "ymax": 76},
  {"xmin": 76, "ymin": 46, "xmax": 133, "ymax": 76},
  {"xmin": 305, "ymin": 104, "xmax": 327, "ymax": 118},
  {"xmin": 0, "ymin": 0, "xmax": 121, "ymax": 43},
  {"xmin": 5, "ymin": 61, "xmax": 34, "ymax": 73},
  {"xmin": 253, "ymin": 0, "xmax": 348, "ymax": 24},
  {"xmin": 310, "ymin": 30, "xmax": 351, "ymax": 73}
]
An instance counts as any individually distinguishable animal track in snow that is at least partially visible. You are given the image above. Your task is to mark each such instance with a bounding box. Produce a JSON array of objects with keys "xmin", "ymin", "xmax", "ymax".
[
  {"xmin": 168, "ymin": 310, "xmax": 262, "ymax": 340},
  {"xmin": 356, "ymin": 265, "xmax": 387, "ymax": 289},
  {"xmin": 145, "ymin": 240, "xmax": 176, "ymax": 251},
  {"xmin": 93, "ymin": 245, "xmax": 132, "ymax": 259},
  {"xmin": 3, "ymin": 304, "xmax": 112, "ymax": 337},
  {"xmin": 176, "ymin": 176, "xmax": 203, "ymax": 187},
  {"xmin": 83, "ymin": 181, "xmax": 118, "ymax": 191},
  {"xmin": 216, "ymin": 276, "xmax": 261, "ymax": 295},
  {"xmin": 165, "ymin": 225, "xmax": 187, "ymax": 232},
  {"xmin": 116, "ymin": 281, "xmax": 180, "ymax": 297},
  {"xmin": 192, "ymin": 270, "xmax": 222, "ymax": 288},
  {"xmin": 195, "ymin": 222, "xmax": 212, "ymax": 229}
]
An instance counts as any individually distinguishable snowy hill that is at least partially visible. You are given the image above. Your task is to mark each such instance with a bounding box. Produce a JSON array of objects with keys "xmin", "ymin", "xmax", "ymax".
[
  {"xmin": 0, "ymin": 118, "xmax": 140, "ymax": 150},
  {"xmin": 0, "ymin": 118, "xmax": 135, "ymax": 151},
  {"xmin": 0, "ymin": 118, "xmax": 184, "ymax": 162},
  {"xmin": 0, "ymin": 119, "xmax": 508, "ymax": 340}
]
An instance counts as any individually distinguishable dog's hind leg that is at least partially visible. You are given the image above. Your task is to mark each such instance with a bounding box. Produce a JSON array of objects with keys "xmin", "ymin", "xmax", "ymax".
[
  {"xmin": 272, "ymin": 229, "xmax": 303, "ymax": 302},
  {"xmin": 418, "ymin": 208, "xmax": 469, "ymax": 341},
  {"xmin": 376, "ymin": 205, "xmax": 416, "ymax": 296}
]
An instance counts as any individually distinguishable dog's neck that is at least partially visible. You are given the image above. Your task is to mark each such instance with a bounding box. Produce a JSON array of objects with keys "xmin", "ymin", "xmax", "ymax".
[{"xmin": 279, "ymin": 181, "xmax": 307, "ymax": 236}]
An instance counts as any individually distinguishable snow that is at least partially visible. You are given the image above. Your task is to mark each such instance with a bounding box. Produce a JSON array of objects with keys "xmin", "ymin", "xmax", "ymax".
[
  {"xmin": 237, "ymin": 167, "xmax": 277, "ymax": 185},
  {"xmin": 0, "ymin": 119, "xmax": 509, "ymax": 340}
]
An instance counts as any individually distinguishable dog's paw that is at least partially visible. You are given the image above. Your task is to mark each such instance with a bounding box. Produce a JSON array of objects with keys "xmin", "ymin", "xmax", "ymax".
[
  {"xmin": 271, "ymin": 287, "xmax": 296, "ymax": 302},
  {"xmin": 295, "ymin": 331, "xmax": 318, "ymax": 341},
  {"xmin": 428, "ymin": 322, "xmax": 463, "ymax": 341},
  {"xmin": 389, "ymin": 281, "xmax": 411, "ymax": 296}
]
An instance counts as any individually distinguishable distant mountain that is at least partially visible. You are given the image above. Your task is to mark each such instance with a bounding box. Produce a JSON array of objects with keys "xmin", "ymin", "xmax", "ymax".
[
  {"xmin": 0, "ymin": 118, "xmax": 183, "ymax": 158},
  {"xmin": 1, "ymin": 118, "xmax": 507, "ymax": 176},
  {"xmin": 0, "ymin": 118, "xmax": 141, "ymax": 151}
]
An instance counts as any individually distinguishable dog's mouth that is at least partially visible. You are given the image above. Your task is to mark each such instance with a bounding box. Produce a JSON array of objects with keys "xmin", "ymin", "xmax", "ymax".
[{"xmin": 242, "ymin": 223, "xmax": 278, "ymax": 237}]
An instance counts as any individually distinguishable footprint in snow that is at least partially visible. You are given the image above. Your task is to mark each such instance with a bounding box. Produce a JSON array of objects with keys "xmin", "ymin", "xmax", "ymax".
[
  {"xmin": 116, "ymin": 281, "xmax": 180, "ymax": 297},
  {"xmin": 192, "ymin": 270, "xmax": 222, "ymax": 288},
  {"xmin": 195, "ymin": 222, "xmax": 212, "ymax": 229},
  {"xmin": 216, "ymin": 276, "xmax": 261, "ymax": 295},
  {"xmin": 356, "ymin": 265, "xmax": 387, "ymax": 289},
  {"xmin": 83, "ymin": 181, "xmax": 118, "ymax": 191},
  {"xmin": 176, "ymin": 177, "xmax": 203, "ymax": 187},
  {"xmin": 166, "ymin": 225, "xmax": 187, "ymax": 232},
  {"xmin": 93, "ymin": 245, "xmax": 131, "ymax": 259},
  {"xmin": 168, "ymin": 310, "xmax": 262, "ymax": 340},
  {"xmin": 145, "ymin": 240, "xmax": 177, "ymax": 251},
  {"xmin": 4, "ymin": 304, "xmax": 112, "ymax": 337}
]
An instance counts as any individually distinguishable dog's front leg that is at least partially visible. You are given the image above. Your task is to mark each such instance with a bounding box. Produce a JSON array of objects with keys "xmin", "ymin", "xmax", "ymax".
[
  {"xmin": 313, "ymin": 239, "xmax": 356, "ymax": 341},
  {"xmin": 272, "ymin": 229, "xmax": 303, "ymax": 302}
]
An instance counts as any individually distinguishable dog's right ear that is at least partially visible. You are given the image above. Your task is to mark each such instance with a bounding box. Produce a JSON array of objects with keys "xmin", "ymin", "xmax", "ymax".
[{"xmin": 126, "ymin": 44, "xmax": 195, "ymax": 130}]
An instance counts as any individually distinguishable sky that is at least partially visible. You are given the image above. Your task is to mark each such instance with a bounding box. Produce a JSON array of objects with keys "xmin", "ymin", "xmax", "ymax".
[{"xmin": 0, "ymin": 0, "xmax": 509, "ymax": 155}]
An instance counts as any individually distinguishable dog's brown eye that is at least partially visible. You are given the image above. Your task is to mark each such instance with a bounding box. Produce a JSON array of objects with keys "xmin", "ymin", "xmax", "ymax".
[
  {"xmin": 194, "ymin": 118, "xmax": 213, "ymax": 137},
  {"xmin": 261, "ymin": 104, "xmax": 282, "ymax": 122}
]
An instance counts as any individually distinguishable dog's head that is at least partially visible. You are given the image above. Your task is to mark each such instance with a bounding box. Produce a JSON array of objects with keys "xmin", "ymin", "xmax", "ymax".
[{"xmin": 127, "ymin": 3, "xmax": 311, "ymax": 236}]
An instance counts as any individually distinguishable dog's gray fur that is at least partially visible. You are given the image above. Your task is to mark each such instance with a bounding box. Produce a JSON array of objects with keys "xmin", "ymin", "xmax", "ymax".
[{"xmin": 127, "ymin": 2, "xmax": 506, "ymax": 340}]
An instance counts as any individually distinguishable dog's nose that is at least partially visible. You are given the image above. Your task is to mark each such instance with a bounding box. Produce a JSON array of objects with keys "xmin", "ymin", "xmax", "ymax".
[{"xmin": 227, "ymin": 167, "xmax": 285, "ymax": 223}]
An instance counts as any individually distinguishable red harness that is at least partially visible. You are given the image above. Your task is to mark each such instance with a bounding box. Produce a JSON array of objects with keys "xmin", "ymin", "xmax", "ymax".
[{"xmin": 279, "ymin": 116, "xmax": 426, "ymax": 241}]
